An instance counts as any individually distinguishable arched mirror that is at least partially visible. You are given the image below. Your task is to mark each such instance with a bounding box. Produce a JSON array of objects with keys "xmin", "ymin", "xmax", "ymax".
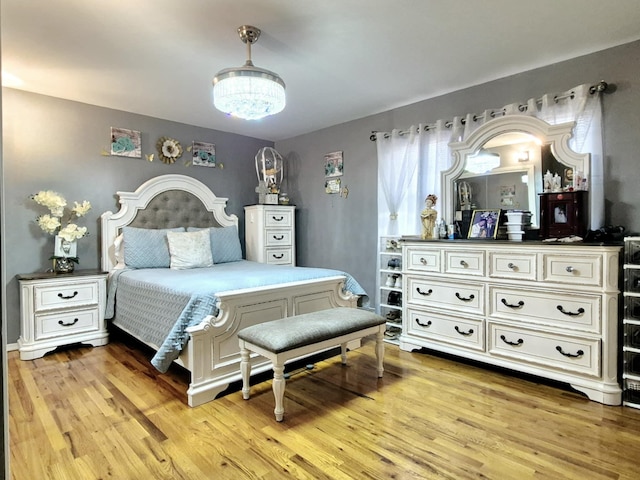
[{"xmin": 442, "ymin": 116, "xmax": 594, "ymax": 237}]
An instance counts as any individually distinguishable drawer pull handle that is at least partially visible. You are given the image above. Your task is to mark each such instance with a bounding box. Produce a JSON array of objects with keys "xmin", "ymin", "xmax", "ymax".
[
  {"xmin": 58, "ymin": 291, "xmax": 78, "ymax": 300},
  {"xmin": 555, "ymin": 346, "xmax": 584, "ymax": 358},
  {"xmin": 565, "ymin": 266, "xmax": 575, "ymax": 273},
  {"xmin": 507, "ymin": 262, "xmax": 517, "ymax": 270},
  {"xmin": 272, "ymin": 216, "xmax": 284, "ymax": 222},
  {"xmin": 501, "ymin": 298, "xmax": 524, "ymax": 309},
  {"xmin": 454, "ymin": 326, "xmax": 474, "ymax": 336},
  {"xmin": 420, "ymin": 257, "xmax": 428, "ymax": 265},
  {"xmin": 459, "ymin": 260, "xmax": 468, "ymax": 267},
  {"xmin": 455, "ymin": 292, "xmax": 475, "ymax": 302},
  {"xmin": 415, "ymin": 319, "xmax": 432, "ymax": 327},
  {"xmin": 556, "ymin": 305, "xmax": 585, "ymax": 316},
  {"xmin": 273, "ymin": 235, "xmax": 284, "ymax": 241},
  {"xmin": 58, "ymin": 318, "xmax": 79, "ymax": 327},
  {"xmin": 500, "ymin": 335, "xmax": 523, "ymax": 347},
  {"xmin": 272, "ymin": 254, "xmax": 284, "ymax": 259},
  {"xmin": 416, "ymin": 287, "xmax": 433, "ymax": 296}
]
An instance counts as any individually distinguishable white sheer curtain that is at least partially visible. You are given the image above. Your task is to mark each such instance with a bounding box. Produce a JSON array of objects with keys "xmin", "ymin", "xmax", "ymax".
[{"xmin": 376, "ymin": 128, "xmax": 420, "ymax": 235}]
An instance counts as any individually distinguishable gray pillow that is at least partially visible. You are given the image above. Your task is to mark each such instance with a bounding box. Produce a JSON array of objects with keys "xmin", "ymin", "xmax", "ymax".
[
  {"xmin": 123, "ymin": 226, "xmax": 185, "ymax": 268},
  {"xmin": 187, "ymin": 225, "xmax": 243, "ymax": 263}
]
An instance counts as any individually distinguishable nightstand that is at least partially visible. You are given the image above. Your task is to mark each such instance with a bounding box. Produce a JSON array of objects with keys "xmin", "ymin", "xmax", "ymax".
[
  {"xmin": 244, "ymin": 204, "xmax": 296, "ymax": 265},
  {"xmin": 17, "ymin": 269, "xmax": 109, "ymax": 360}
]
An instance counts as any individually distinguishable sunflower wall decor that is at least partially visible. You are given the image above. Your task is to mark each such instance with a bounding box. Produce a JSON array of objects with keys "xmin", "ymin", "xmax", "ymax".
[{"xmin": 156, "ymin": 137, "xmax": 183, "ymax": 164}]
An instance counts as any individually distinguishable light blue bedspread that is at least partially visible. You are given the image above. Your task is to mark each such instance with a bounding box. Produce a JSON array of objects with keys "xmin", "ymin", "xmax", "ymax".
[{"xmin": 105, "ymin": 260, "xmax": 367, "ymax": 372}]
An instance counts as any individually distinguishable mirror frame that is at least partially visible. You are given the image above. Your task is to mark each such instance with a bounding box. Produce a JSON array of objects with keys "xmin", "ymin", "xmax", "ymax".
[{"xmin": 442, "ymin": 115, "xmax": 590, "ymax": 225}]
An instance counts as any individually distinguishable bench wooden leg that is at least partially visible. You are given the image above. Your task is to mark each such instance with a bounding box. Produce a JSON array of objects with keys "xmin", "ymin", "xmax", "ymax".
[
  {"xmin": 240, "ymin": 346, "xmax": 251, "ymax": 400},
  {"xmin": 375, "ymin": 328, "xmax": 384, "ymax": 378},
  {"xmin": 340, "ymin": 343, "xmax": 348, "ymax": 365},
  {"xmin": 272, "ymin": 362, "xmax": 286, "ymax": 422}
]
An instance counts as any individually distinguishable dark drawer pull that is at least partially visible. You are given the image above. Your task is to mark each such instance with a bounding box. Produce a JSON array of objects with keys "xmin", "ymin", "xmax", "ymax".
[
  {"xmin": 454, "ymin": 326, "xmax": 474, "ymax": 336},
  {"xmin": 273, "ymin": 235, "xmax": 285, "ymax": 241},
  {"xmin": 501, "ymin": 298, "xmax": 524, "ymax": 309},
  {"xmin": 415, "ymin": 319, "xmax": 432, "ymax": 327},
  {"xmin": 272, "ymin": 253, "xmax": 284, "ymax": 259},
  {"xmin": 58, "ymin": 291, "xmax": 78, "ymax": 300},
  {"xmin": 455, "ymin": 292, "xmax": 474, "ymax": 302},
  {"xmin": 556, "ymin": 305, "xmax": 585, "ymax": 316},
  {"xmin": 416, "ymin": 287, "xmax": 433, "ymax": 296},
  {"xmin": 500, "ymin": 334, "xmax": 523, "ymax": 346},
  {"xmin": 556, "ymin": 346, "xmax": 584, "ymax": 358},
  {"xmin": 272, "ymin": 216, "xmax": 284, "ymax": 222},
  {"xmin": 58, "ymin": 318, "xmax": 79, "ymax": 327}
]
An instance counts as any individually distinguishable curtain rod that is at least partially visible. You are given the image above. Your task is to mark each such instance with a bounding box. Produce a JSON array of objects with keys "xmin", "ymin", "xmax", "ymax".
[{"xmin": 369, "ymin": 80, "xmax": 609, "ymax": 141}]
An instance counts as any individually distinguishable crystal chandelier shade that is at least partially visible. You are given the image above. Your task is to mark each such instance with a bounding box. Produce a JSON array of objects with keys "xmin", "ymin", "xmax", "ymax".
[{"xmin": 213, "ymin": 26, "xmax": 286, "ymax": 121}]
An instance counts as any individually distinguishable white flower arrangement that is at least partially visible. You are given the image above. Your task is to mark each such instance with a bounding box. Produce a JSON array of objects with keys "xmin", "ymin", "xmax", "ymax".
[{"xmin": 32, "ymin": 191, "xmax": 91, "ymax": 242}]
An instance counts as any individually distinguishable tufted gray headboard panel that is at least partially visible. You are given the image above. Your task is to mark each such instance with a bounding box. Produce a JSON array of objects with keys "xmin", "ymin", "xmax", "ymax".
[{"xmin": 128, "ymin": 190, "xmax": 223, "ymax": 229}]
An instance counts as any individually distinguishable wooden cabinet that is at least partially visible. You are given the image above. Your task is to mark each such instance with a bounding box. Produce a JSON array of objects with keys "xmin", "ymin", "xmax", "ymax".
[
  {"xmin": 400, "ymin": 239, "xmax": 621, "ymax": 405},
  {"xmin": 539, "ymin": 191, "xmax": 588, "ymax": 239},
  {"xmin": 18, "ymin": 270, "xmax": 108, "ymax": 360},
  {"xmin": 245, "ymin": 205, "xmax": 296, "ymax": 266}
]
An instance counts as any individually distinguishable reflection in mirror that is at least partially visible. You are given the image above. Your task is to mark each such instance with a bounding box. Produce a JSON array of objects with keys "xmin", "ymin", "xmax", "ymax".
[{"xmin": 443, "ymin": 116, "xmax": 593, "ymax": 234}]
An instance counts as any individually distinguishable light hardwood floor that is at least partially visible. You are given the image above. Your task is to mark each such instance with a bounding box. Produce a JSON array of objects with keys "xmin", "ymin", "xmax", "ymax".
[{"xmin": 9, "ymin": 334, "xmax": 640, "ymax": 480}]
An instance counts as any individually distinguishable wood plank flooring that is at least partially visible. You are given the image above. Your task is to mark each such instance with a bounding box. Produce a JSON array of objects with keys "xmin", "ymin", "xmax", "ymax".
[{"xmin": 9, "ymin": 334, "xmax": 640, "ymax": 479}]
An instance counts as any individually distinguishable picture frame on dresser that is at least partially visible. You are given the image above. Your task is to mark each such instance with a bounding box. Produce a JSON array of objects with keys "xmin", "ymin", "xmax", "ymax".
[{"xmin": 468, "ymin": 209, "xmax": 500, "ymax": 239}]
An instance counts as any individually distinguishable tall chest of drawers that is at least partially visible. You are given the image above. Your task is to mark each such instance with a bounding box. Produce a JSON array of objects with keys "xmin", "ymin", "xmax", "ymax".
[
  {"xmin": 400, "ymin": 239, "xmax": 622, "ymax": 405},
  {"xmin": 245, "ymin": 205, "xmax": 296, "ymax": 266}
]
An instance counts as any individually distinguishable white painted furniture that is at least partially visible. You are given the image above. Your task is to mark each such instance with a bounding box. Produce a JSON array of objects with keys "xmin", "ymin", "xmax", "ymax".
[
  {"xmin": 18, "ymin": 270, "xmax": 108, "ymax": 360},
  {"xmin": 245, "ymin": 204, "xmax": 296, "ymax": 266},
  {"xmin": 238, "ymin": 307, "xmax": 385, "ymax": 421},
  {"xmin": 400, "ymin": 239, "xmax": 622, "ymax": 405},
  {"xmin": 378, "ymin": 235, "xmax": 402, "ymax": 343}
]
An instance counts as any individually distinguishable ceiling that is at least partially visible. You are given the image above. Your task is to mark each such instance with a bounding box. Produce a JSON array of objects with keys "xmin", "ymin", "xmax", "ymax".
[{"xmin": 3, "ymin": 1, "xmax": 640, "ymax": 142}]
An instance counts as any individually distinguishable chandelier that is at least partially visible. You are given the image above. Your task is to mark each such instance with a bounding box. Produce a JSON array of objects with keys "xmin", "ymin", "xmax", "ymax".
[{"xmin": 212, "ymin": 25, "xmax": 286, "ymax": 120}]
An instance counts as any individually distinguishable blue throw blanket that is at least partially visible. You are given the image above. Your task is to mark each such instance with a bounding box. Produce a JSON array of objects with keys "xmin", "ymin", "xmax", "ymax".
[{"xmin": 105, "ymin": 260, "xmax": 367, "ymax": 372}]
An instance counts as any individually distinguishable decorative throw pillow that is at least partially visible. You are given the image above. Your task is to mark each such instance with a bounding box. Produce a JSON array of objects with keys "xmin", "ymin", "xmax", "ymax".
[
  {"xmin": 187, "ymin": 225, "xmax": 243, "ymax": 263},
  {"xmin": 123, "ymin": 226, "xmax": 185, "ymax": 268},
  {"xmin": 166, "ymin": 229, "xmax": 214, "ymax": 269}
]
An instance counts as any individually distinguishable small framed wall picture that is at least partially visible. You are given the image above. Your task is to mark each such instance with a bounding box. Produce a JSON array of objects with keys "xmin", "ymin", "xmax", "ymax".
[
  {"xmin": 325, "ymin": 178, "xmax": 341, "ymax": 194},
  {"xmin": 192, "ymin": 141, "xmax": 217, "ymax": 167},
  {"xmin": 110, "ymin": 127, "xmax": 142, "ymax": 158},
  {"xmin": 324, "ymin": 151, "xmax": 343, "ymax": 177},
  {"xmin": 468, "ymin": 209, "xmax": 500, "ymax": 239}
]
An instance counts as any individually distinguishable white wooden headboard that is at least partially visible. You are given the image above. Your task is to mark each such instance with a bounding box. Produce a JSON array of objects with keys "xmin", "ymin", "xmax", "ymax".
[{"xmin": 100, "ymin": 174, "xmax": 238, "ymax": 272}]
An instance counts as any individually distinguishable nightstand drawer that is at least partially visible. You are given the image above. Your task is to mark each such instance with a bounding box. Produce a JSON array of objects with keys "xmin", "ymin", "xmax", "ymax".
[
  {"xmin": 36, "ymin": 307, "xmax": 100, "ymax": 340},
  {"xmin": 265, "ymin": 229, "xmax": 292, "ymax": 247},
  {"xmin": 264, "ymin": 209, "xmax": 293, "ymax": 228},
  {"xmin": 265, "ymin": 248, "xmax": 293, "ymax": 265},
  {"xmin": 34, "ymin": 280, "xmax": 100, "ymax": 311}
]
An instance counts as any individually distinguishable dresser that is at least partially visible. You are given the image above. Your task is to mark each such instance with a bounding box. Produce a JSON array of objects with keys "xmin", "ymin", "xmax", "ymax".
[
  {"xmin": 245, "ymin": 205, "xmax": 296, "ymax": 266},
  {"xmin": 17, "ymin": 270, "xmax": 109, "ymax": 360},
  {"xmin": 400, "ymin": 239, "xmax": 622, "ymax": 405}
]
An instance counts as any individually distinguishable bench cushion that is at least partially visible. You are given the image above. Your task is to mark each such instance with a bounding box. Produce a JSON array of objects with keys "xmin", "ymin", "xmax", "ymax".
[{"xmin": 238, "ymin": 307, "xmax": 386, "ymax": 354}]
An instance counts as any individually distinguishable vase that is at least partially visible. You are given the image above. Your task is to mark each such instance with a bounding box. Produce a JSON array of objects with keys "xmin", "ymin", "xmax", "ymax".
[
  {"xmin": 52, "ymin": 235, "xmax": 77, "ymax": 273},
  {"xmin": 53, "ymin": 257, "xmax": 75, "ymax": 274}
]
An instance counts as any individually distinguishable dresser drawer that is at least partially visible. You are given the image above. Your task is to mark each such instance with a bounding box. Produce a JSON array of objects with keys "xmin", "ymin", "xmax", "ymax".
[
  {"xmin": 264, "ymin": 209, "xmax": 293, "ymax": 228},
  {"xmin": 36, "ymin": 307, "xmax": 100, "ymax": 340},
  {"xmin": 264, "ymin": 229, "xmax": 292, "ymax": 247},
  {"xmin": 34, "ymin": 280, "xmax": 100, "ymax": 312},
  {"xmin": 444, "ymin": 250, "xmax": 485, "ymax": 276},
  {"xmin": 489, "ymin": 252, "xmax": 537, "ymax": 281},
  {"xmin": 407, "ymin": 308, "xmax": 484, "ymax": 351},
  {"xmin": 489, "ymin": 286, "xmax": 601, "ymax": 333},
  {"xmin": 264, "ymin": 247, "xmax": 293, "ymax": 265},
  {"xmin": 406, "ymin": 276, "xmax": 484, "ymax": 315},
  {"xmin": 542, "ymin": 254, "xmax": 602, "ymax": 286},
  {"xmin": 489, "ymin": 323, "xmax": 600, "ymax": 377},
  {"xmin": 405, "ymin": 247, "xmax": 440, "ymax": 273}
]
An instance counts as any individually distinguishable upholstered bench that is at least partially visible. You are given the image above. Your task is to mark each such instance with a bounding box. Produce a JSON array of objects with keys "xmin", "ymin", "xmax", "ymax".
[{"xmin": 238, "ymin": 307, "xmax": 386, "ymax": 421}]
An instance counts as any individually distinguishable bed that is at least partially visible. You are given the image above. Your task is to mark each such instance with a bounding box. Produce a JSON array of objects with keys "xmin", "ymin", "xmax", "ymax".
[{"xmin": 101, "ymin": 174, "xmax": 365, "ymax": 406}]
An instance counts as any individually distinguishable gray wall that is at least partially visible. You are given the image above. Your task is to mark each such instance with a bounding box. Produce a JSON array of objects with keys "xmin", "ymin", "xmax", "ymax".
[
  {"xmin": 3, "ymin": 40, "xmax": 640, "ymax": 344},
  {"xmin": 2, "ymin": 89, "xmax": 272, "ymax": 343},
  {"xmin": 275, "ymin": 40, "xmax": 640, "ymax": 303}
]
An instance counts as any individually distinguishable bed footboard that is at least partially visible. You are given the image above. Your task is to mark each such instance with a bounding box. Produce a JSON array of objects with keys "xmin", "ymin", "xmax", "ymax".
[{"xmin": 183, "ymin": 275, "xmax": 358, "ymax": 407}]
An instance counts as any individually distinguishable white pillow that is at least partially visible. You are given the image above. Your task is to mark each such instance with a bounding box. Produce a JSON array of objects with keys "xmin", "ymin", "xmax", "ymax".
[
  {"xmin": 166, "ymin": 229, "xmax": 214, "ymax": 269},
  {"xmin": 113, "ymin": 233, "xmax": 125, "ymax": 269}
]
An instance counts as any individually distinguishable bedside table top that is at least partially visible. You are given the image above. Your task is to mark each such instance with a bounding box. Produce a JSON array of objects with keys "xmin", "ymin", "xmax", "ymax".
[{"xmin": 17, "ymin": 269, "xmax": 108, "ymax": 282}]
